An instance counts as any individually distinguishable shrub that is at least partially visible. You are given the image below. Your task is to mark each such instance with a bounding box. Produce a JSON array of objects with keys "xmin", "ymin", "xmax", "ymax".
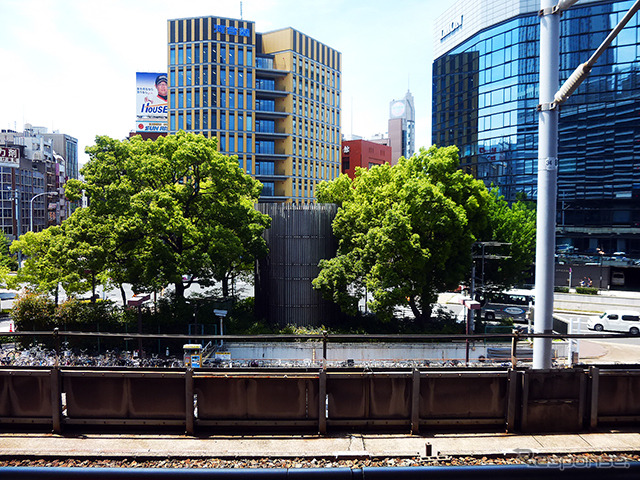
[
  {"xmin": 576, "ymin": 286, "xmax": 598, "ymax": 295},
  {"xmin": 55, "ymin": 298, "xmax": 122, "ymax": 331},
  {"xmin": 554, "ymin": 286, "xmax": 570, "ymax": 293},
  {"xmin": 11, "ymin": 291, "xmax": 56, "ymax": 331}
]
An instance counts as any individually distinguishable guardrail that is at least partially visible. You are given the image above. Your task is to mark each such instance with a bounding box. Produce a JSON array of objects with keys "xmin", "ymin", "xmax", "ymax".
[
  {"xmin": 4, "ymin": 329, "xmax": 638, "ymax": 366},
  {"xmin": 1, "ymin": 330, "xmax": 639, "ymax": 435},
  {"xmin": 1, "ymin": 363, "xmax": 639, "ymax": 435}
]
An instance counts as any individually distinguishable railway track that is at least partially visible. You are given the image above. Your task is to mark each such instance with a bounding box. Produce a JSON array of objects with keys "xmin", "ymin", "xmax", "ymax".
[{"xmin": 1, "ymin": 452, "xmax": 640, "ymax": 469}]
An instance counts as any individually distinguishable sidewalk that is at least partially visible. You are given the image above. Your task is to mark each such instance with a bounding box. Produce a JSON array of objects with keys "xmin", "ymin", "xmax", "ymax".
[{"xmin": 1, "ymin": 430, "xmax": 640, "ymax": 459}]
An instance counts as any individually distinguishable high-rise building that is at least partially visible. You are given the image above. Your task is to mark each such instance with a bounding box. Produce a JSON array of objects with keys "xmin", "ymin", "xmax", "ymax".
[
  {"xmin": 433, "ymin": 0, "xmax": 640, "ymax": 255},
  {"xmin": 167, "ymin": 16, "xmax": 342, "ymax": 203},
  {"xmin": 388, "ymin": 90, "xmax": 415, "ymax": 164},
  {"xmin": 0, "ymin": 125, "xmax": 72, "ymax": 238}
]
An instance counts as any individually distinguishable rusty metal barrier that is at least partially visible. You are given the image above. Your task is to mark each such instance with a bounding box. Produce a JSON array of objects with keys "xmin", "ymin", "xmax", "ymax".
[
  {"xmin": 418, "ymin": 371, "xmax": 510, "ymax": 429},
  {"xmin": 194, "ymin": 372, "xmax": 320, "ymax": 431},
  {"xmin": 590, "ymin": 366, "xmax": 640, "ymax": 428},
  {"xmin": 520, "ymin": 368, "xmax": 588, "ymax": 433},
  {"xmin": 0, "ymin": 365, "xmax": 638, "ymax": 435},
  {"xmin": 0, "ymin": 368, "xmax": 59, "ymax": 429},
  {"xmin": 0, "ymin": 330, "xmax": 639, "ymax": 435},
  {"xmin": 63, "ymin": 370, "xmax": 186, "ymax": 427}
]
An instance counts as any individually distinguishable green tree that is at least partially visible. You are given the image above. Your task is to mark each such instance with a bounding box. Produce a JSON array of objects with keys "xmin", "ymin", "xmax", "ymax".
[
  {"xmin": 9, "ymin": 227, "xmax": 91, "ymax": 304},
  {"xmin": 480, "ymin": 189, "xmax": 536, "ymax": 290},
  {"xmin": 313, "ymin": 145, "xmax": 534, "ymax": 328},
  {"xmin": 65, "ymin": 132, "xmax": 270, "ymax": 300}
]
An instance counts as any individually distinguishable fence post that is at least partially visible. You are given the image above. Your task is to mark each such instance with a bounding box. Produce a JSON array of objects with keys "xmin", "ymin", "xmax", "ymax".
[
  {"xmin": 185, "ymin": 368, "xmax": 194, "ymax": 435},
  {"xmin": 510, "ymin": 331, "xmax": 519, "ymax": 368},
  {"xmin": 411, "ymin": 368, "xmax": 421, "ymax": 434},
  {"xmin": 322, "ymin": 330, "xmax": 328, "ymax": 366},
  {"xmin": 506, "ymin": 368, "xmax": 518, "ymax": 432},
  {"xmin": 53, "ymin": 328, "xmax": 60, "ymax": 367},
  {"xmin": 318, "ymin": 368, "xmax": 327, "ymax": 435},
  {"xmin": 589, "ymin": 366, "xmax": 600, "ymax": 429},
  {"xmin": 50, "ymin": 366, "xmax": 62, "ymax": 434}
]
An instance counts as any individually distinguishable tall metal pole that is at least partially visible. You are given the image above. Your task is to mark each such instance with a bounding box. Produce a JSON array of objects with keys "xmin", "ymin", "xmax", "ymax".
[
  {"xmin": 533, "ymin": 0, "xmax": 560, "ymax": 369},
  {"xmin": 533, "ymin": 0, "xmax": 640, "ymax": 369}
]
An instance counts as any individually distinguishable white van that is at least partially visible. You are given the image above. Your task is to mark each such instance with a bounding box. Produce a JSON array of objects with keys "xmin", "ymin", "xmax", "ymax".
[
  {"xmin": 611, "ymin": 272, "xmax": 625, "ymax": 286},
  {"xmin": 588, "ymin": 310, "xmax": 640, "ymax": 335}
]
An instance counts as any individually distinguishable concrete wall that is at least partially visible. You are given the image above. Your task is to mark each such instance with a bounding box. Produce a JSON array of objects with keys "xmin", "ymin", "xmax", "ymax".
[{"xmin": 223, "ymin": 341, "xmax": 563, "ymax": 365}]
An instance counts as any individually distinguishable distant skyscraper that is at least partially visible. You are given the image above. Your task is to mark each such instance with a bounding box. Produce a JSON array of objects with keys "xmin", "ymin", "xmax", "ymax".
[
  {"xmin": 388, "ymin": 90, "xmax": 415, "ymax": 164},
  {"xmin": 167, "ymin": 16, "xmax": 342, "ymax": 203}
]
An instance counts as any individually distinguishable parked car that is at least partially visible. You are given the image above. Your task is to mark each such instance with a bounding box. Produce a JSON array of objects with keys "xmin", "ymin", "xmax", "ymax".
[
  {"xmin": 611, "ymin": 271, "xmax": 625, "ymax": 286},
  {"xmin": 588, "ymin": 310, "xmax": 640, "ymax": 335}
]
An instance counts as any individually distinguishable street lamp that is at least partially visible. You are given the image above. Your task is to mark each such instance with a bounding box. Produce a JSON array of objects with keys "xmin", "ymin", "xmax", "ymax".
[{"xmin": 29, "ymin": 191, "xmax": 59, "ymax": 233}]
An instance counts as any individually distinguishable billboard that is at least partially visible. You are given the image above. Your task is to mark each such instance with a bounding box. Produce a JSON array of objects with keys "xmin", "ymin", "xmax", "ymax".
[
  {"xmin": 0, "ymin": 146, "xmax": 20, "ymax": 168},
  {"xmin": 136, "ymin": 72, "xmax": 168, "ymax": 132}
]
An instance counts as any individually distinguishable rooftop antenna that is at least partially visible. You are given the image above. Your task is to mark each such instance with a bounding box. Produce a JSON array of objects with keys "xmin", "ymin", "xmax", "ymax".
[{"xmin": 240, "ymin": 1, "xmax": 243, "ymax": 20}]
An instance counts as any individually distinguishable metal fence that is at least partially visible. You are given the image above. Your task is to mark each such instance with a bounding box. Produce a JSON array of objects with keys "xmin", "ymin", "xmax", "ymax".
[
  {"xmin": 1, "ymin": 336, "xmax": 639, "ymax": 435},
  {"xmin": 255, "ymin": 203, "xmax": 339, "ymax": 327}
]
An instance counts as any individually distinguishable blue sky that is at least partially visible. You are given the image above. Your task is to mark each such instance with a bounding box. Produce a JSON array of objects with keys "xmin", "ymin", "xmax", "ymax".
[{"xmin": 0, "ymin": 0, "xmax": 450, "ymax": 165}]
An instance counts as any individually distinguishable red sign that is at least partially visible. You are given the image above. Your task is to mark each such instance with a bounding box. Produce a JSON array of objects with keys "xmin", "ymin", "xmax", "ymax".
[{"xmin": 0, "ymin": 147, "xmax": 20, "ymax": 167}]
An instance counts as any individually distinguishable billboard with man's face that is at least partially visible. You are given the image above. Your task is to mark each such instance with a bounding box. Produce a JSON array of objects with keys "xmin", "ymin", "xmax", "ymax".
[{"xmin": 136, "ymin": 72, "xmax": 168, "ymax": 132}]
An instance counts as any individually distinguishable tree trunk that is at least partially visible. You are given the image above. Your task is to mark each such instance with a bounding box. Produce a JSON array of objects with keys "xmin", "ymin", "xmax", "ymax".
[
  {"xmin": 120, "ymin": 284, "xmax": 127, "ymax": 306},
  {"xmin": 175, "ymin": 281, "xmax": 185, "ymax": 300},
  {"xmin": 222, "ymin": 277, "xmax": 229, "ymax": 298},
  {"xmin": 91, "ymin": 273, "xmax": 96, "ymax": 304},
  {"xmin": 408, "ymin": 296, "xmax": 421, "ymax": 320},
  {"xmin": 409, "ymin": 296, "xmax": 433, "ymax": 330}
]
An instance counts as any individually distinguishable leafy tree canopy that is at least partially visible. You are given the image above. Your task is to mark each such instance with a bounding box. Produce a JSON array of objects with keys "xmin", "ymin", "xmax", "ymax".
[
  {"xmin": 313, "ymin": 145, "xmax": 535, "ymax": 328},
  {"xmin": 20, "ymin": 131, "xmax": 270, "ymax": 301}
]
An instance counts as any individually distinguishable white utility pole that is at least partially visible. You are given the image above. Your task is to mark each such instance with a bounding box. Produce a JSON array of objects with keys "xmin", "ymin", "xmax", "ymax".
[{"xmin": 534, "ymin": 0, "xmax": 640, "ymax": 369}]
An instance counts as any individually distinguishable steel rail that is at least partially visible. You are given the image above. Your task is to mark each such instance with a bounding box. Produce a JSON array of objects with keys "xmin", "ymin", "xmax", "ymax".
[{"xmin": 1, "ymin": 463, "xmax": 639, "ymax": 479}]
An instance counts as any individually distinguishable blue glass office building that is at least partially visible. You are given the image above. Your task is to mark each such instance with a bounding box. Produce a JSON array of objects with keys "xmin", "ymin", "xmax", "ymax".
[{"xmin": 433, "ymin": 0, "xmax": 640, "ymax": 254}]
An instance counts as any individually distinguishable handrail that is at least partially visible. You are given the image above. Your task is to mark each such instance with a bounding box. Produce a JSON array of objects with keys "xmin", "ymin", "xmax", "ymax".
[{"xmin": 3, "ymin": 330, "xmax": 638, "ymax": 341}]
